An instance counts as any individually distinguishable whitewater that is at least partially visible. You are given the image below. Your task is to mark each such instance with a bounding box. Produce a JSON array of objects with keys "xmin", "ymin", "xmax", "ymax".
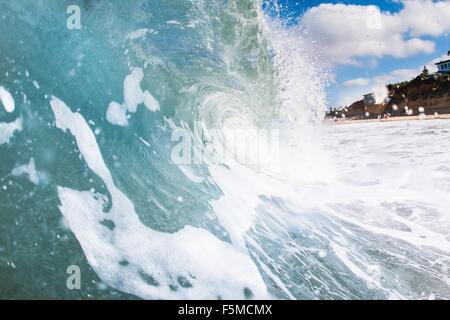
[{"xmin": 0, "ymin": 0, "xmax": 449, "ymax": 299}]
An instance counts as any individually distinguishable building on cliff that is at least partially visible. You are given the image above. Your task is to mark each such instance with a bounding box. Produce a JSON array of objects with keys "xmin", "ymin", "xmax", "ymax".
[
  {"xmin": 436, "ymin": 51, "xmax": 450, "ymax": 74},
  {"xmin": 436, "ymin": 59, "xmax": 450, "ymax": 73}
]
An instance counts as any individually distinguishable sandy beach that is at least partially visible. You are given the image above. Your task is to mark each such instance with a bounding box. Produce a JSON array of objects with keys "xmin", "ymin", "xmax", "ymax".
[{"xmin": 327, "ymin": 113, "xmax": 450, "ymax": 125}]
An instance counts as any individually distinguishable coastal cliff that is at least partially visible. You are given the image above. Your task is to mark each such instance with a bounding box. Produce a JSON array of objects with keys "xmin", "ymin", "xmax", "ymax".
[
  {"xmin": 329, "ymin": 73, "xmax": 450, "ymax": 120},
  {"xmin": 385, "ymin": 73, "xmax": 450, "ymax": 116}
]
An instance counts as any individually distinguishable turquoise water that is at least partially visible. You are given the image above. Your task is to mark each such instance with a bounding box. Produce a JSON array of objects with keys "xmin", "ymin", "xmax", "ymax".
[
  {"xmin": 0, "ymin": 0, "xmax": 279, "ymax": 299},
  {"xmin": 1, "ymin": 0, "xmax": 449, "ymax": 300}
]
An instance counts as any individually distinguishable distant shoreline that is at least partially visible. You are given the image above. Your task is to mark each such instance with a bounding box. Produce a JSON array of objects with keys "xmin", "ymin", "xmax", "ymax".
[{"xmin": 326, "ymin": 114, "xmax": 450, "ymax": 125}]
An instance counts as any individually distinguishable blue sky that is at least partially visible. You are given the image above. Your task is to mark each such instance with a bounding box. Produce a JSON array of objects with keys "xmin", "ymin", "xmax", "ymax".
[{"xmin": 263, "ymin": 0, "xmax": 450, "ymax": 108}]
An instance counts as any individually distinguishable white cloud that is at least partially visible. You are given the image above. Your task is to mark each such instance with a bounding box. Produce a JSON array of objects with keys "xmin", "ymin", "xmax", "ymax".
[
  {"xmin": 372, "ymin": 67, "xmax": 420, "ymax": 85},
  {"xmin": 401, "ymin": 0, "xmax": 450, "ymax": 36},
  {"xmin": 342, "ymin": 78, "xmax": 370, "ymax": 87},
  {"xmin": 301, "ymin": 0, "xmax": 450, "ymax": 65}
]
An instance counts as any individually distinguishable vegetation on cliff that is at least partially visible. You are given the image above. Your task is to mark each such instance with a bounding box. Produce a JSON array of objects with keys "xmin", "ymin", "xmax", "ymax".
[{"xmin": 386, "ymin": 72, "xmax": 450, "ymax": 116}]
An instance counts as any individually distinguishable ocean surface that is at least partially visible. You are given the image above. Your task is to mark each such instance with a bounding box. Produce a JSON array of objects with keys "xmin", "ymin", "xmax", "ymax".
[{"xmin": 0, "ymin": 0, "xmax": 449, "ymax": 299}]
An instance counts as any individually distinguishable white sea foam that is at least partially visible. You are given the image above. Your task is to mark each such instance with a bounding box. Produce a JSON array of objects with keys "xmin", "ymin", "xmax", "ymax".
[
  {"xmin": 106, "ymin": 68, "xmax": 160, "ymax": 126},
  {"xmin": 12, "ymin": 158, "xmax": 40, "ymax": 185},
  {"xmin": 203, "ymin": 118, "xmax": 450, "ymax": 299},
  {"xmin": 124, "ymin": 68, "xmax": 160, "ymax": 113},
  {"xmin": 0, "ymin": 118, "xmax": 22, "ymax": 145},
  {"xmin": 142, "ymin": 90, "xmax": 160, "ymax": 112},
  {"xmin": 0, "ymin": 86, "xmax": 15, "ymax": 113},
  {"xmin": 50, "ymin": 96, "xmax": 268, "ymax": 299},
  {"xmin": 106, "ymin": 102, "xmax": 128, "ymax": 126}
]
